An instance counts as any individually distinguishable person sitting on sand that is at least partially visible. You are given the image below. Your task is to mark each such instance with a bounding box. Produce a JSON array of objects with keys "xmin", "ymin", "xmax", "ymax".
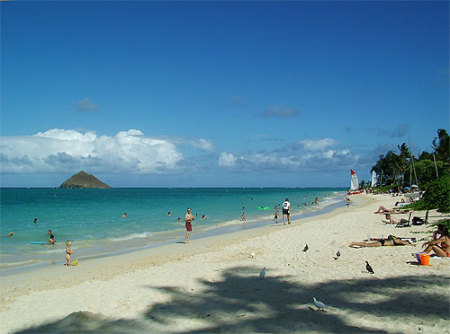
[
  {"xmin": 421, "ymin": 225, "xmax": 449, "ymax": 257},
  {"xmin": 349, "ymin": 235, "xmax": 413, "ymax": 248},
  {"xmin": 65, "ymin": 240, "xmax": 74, "ymax": 266}
]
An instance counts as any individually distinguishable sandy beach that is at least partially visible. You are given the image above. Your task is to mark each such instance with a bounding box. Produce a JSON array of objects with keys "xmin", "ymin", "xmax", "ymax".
[{"xmin": 1, "ymin": 194, "xmax": 449, "ymax": 334}]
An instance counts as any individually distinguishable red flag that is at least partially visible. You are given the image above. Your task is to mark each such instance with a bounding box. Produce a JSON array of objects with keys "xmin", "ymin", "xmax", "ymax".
[{"xmin": 350, "ymin": 169, "xmax": 355, "ymax": 175}]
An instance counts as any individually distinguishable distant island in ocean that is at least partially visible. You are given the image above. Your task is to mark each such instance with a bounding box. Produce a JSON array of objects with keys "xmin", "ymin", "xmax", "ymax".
[{"xmin": 59, "ymin": 171, "xmax": 111, "ymax": 189}]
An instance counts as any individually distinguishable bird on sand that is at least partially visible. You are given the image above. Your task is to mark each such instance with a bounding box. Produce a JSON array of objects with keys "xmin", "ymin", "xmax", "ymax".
[
  {"xmin": 250, "ymin": 251, "xmax": 256, "ymax": 258},
  {"xmin": 259, "ymin": 267, "xmax": 266, "ymax": 279},
  {"xmin": 313, "ymin": 297, "xmax": 328, "ymax": 311},
  {"xmin": 365, "ymin": 261, "xmax": 374, "ymax": 274},
  {"xmin": 333, "ymin": 250, "xmax": 341, "ymax": 260},
  {"xmin": 303, "ymin": 244, "xmax": 309, "ymax": 252}
]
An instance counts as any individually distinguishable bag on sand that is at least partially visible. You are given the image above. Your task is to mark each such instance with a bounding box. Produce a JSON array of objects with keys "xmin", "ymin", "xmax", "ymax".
[{"xmin": 412, "ymin": 217, "xmax": 424, "ymax": 225}]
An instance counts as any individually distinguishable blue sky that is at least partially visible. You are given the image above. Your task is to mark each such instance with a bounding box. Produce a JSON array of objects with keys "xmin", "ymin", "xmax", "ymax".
[{"xmin": 1, "ymin": 1, "xmax": 448, "ymax": 187}]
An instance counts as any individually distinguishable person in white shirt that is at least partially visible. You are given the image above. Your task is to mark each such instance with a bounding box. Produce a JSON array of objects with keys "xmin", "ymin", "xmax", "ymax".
[{"xmin": 282, "ymin": 198, "xmax": 291, "ymax": 225}]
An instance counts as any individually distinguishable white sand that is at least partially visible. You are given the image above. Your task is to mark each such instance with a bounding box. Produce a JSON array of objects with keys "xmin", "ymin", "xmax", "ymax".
[{"xmin": 1, "ymin": 194, "xmax": 449, "ymax": 333}]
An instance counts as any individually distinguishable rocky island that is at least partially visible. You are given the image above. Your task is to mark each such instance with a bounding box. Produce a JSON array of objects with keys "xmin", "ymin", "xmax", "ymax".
[{"xmin": 59, "ymin": 171, "xmax": 111, "ymax": 189}]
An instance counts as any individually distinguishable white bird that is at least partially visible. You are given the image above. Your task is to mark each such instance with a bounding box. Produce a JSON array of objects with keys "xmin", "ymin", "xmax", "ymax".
[
  {"xmin": 250, "ymin": 251, "xmax": 256, "ymax": 258},
  {"xmin": 259, "ymin": 267, "xmax": 266, "ymax": 279},
  {"xmin": 313, "ymin": 297, "xmax": 328, "ymax": 311}
]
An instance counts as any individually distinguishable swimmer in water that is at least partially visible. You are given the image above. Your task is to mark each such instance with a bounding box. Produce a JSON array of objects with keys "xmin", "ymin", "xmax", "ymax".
[{"xmin": 47, "ymin": 234, "xmax": 55, "ymax": 245}]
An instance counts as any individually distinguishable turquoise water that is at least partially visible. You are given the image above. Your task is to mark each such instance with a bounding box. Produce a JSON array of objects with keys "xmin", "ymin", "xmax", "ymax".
[{"xmin": 0, "ymin": 188, "xmax": 345, "ymax": 273}]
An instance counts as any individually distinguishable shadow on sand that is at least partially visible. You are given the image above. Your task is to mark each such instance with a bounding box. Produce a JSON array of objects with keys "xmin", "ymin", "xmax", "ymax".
[{"xmin": 15, "ymin": 267, "xmax": 449, "ymax": 333}]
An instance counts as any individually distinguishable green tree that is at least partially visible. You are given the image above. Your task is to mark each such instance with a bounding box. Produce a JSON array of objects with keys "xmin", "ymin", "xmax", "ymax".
[
  {"xmin": 432, "ymin": 129, "xmax": 449, "ymax": 162},
  {"xmin": 414, "ymin": 159, "xmax": 439, "ymax": 184},
  {"xmin": 408, "ymin": 175, "xmax": 450, "ymax": 213}
]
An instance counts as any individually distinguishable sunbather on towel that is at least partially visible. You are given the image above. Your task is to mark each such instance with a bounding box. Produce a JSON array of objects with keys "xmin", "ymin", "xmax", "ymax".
[
  {"xmin": 349, "ymin": 235, "xmax": 412, "ymax": 248},
  {"xmin": 381, "ymin": 214, "xmax": 408, "ymax": 225},
  {"xmin": 374, "ymin": 206, "xmax": 408, "ymax": 214}
]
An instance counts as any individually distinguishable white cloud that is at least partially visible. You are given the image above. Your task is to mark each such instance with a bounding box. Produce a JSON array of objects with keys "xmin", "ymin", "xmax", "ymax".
[
  {"xmin": 218, "ymin": 152, "xmax": 236, "ymax": 167},
  {"xmin": 298, "ymin": 138, "xmax": 337, "ymax": 151},
  {"xmin": 190, "ymin": 138, "xmax": 214, "ymax": 151},
  {"xmin": 0, "ymin": 129, "xmax": 182, "ymax": 174},
  {"xmin": 216, "ymin": 137, "xmax": 358, "ymax": 172}
]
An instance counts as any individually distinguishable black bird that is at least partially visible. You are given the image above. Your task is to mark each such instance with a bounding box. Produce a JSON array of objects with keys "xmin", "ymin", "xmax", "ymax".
[
  {"xmin": 365, "ymin": 261, "xmax": 374, "ymax": 274},
  {"xmin": 333, "ymin": 250, "xmax": 341, "ymax": 260},
  {"xmin": 303, "ymin": 244, "xmax": 309, "ymax": 252}
]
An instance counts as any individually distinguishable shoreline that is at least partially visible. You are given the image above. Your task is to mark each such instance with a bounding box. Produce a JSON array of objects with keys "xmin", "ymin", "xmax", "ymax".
[
  {"xmin": 0, "ymin": 193, "xmax": 345, "ymax": 277},
  {"xmin": 1, "ymin": 194, "xmax": 449, "ymax": 333}
]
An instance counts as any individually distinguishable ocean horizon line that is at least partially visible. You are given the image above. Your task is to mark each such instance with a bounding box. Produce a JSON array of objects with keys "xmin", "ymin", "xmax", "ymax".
[{"xmin": 1, "ymin": 186, "xmax": 348, "ymax": 189}]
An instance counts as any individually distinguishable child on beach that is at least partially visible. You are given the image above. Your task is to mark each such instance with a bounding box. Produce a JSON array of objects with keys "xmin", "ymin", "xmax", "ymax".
[
  {"xmin": 65, "ymin": 240, "xmax": 74, "ymax": 266},
  {"xmin": 241, "ymin": 211, "xmax": 246, "ymax": 221},
  {"xmin": 47, "ymin": 234, "xmax": 55, "ymax": 245}
]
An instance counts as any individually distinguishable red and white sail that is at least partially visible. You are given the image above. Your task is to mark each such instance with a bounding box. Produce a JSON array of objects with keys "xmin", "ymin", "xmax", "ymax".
[{"xmin": 350, "ymin": 169, "xmax": 359, "ymax": 191}]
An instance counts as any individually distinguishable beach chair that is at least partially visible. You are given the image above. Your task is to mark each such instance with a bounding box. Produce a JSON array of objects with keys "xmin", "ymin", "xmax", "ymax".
[
  {"xmin": 395, "ymin": 212, "xmax": 412, "ymax": 228},
  {"xmin": 411, "ymin": 210, "xmax": 429, "ymax": 226}
]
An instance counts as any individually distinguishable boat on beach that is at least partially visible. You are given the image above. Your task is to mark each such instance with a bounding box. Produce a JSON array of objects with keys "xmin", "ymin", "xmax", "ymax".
[{"xmin": 348, "ymin": 169, "xmax": 364, "ymax": 195}]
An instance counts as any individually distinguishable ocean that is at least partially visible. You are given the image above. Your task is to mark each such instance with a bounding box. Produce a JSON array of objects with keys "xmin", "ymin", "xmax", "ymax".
[{"xmin": 0, "ymin": 187, "xmax": 345, "ymax": 274}]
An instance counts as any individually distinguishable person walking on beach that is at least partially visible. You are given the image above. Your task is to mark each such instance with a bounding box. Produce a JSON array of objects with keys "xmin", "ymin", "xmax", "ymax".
[
  {"xmin": 65, "ymin": 240, "xmax": 74, "ymax": 266},
  {"xmin": 282, "ymin": 198, "xmax": 291, "ymax": 225},
  {"xmin": 184, "ymin": 208, "xmax": 195, "ymax": 243}
]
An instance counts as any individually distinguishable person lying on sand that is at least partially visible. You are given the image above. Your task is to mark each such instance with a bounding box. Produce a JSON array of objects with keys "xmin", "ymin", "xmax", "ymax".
[
  {"xmin": 349, "ymin": 235, "xmax": 413, "ymax": 248},
  {"xmin": 381, "ymin": 214, "xmax": 409, "ymax": 225},
  {"xmin": 374, "ymin": 206, "xmax": 409, "ymax": 214}
]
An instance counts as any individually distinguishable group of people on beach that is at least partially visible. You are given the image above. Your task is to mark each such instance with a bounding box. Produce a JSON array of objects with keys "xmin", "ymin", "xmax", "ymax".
[
  {"xmin": 184, "ymin": 196, "xmax": 303, "ymax": 243},
  {"xmin": 348, "ymin": 201, "xmax": 449, "ymax": 258}
]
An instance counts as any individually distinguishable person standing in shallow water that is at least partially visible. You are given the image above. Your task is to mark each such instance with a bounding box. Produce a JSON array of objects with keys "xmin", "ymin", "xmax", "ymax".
[
  {"xmin": 282, "ymin": 198, "xmax": 291, "ymax": 225},
  {"xmin": 184, "ymin": 208, "xmax": 195, "ymax": 243}
]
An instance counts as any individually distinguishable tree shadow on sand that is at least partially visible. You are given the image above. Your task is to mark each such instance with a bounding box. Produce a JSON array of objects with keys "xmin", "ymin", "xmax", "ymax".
[{"xmin": 15, "ymin": 267, "xmax": 449, "ymax": 333}]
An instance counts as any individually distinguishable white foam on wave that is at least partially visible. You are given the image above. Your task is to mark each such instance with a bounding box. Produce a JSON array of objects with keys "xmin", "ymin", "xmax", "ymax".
[
  {"xmin": 111, "ymin": 232, "xmax": 153, "ymax": 242},
  {"xmin": 0, "ymin": 259, "xmax": 36, "ymax": 268}
]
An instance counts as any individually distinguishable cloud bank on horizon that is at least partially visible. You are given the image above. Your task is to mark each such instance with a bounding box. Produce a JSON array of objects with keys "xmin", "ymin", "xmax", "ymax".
[{"xmin": 0, "ymin": 128, "xmax": 361, "ymax": 186}]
